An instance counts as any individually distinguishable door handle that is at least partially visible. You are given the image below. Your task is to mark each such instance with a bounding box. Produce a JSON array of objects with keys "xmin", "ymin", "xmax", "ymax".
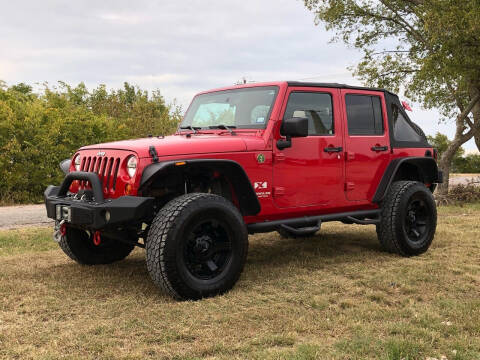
[
  {"xmin": 371, "ymin": 145, "xmax": 388, "ymax": 152},
  {"xmin": 324, "ymin": 146, "xmax": 343, "ymax": 153}
]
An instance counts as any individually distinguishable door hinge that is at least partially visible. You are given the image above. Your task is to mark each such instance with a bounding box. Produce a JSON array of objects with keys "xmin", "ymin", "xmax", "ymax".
[
  {"xmin": 345, "ymin": 182, "xmax": 355, "ymax": 191},
  {"xmin": 346, "ymin": 151, "xmax": 355, "ymax": 161},
  {"xmin": 273, "ymin": 186, "xmax": 285, "ymax": 196}
]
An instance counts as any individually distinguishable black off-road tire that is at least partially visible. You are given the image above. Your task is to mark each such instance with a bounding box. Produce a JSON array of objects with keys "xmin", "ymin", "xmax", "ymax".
[
  {"xmin": 377, "ymin": 181, "xmax": 437, "ymax": 256},
  {"xmin": 276, "ymin": 226, "xmax": 319, "ymax": 239},
  {"xmin": 59, "ymin": 227, "xmax": 135, "ymax": 265},
  {"xmin": 146, "ymin": 193, "xmax": 248, "ymax": 300}
]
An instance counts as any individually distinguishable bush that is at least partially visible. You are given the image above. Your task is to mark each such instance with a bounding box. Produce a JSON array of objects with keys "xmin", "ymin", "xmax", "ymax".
[
  {"xmin": 453, "ymin": 154, "xmax": 480, "ymax": 173},
  {"xmin": 436, "ymin": 183, "xmax": 480, "ymax": 206},
  {"xmin": 0, "ymin": 81, "xmax": 181, "ymax": 203}
]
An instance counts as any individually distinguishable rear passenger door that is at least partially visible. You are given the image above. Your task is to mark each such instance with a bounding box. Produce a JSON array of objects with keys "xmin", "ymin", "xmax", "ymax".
[{"xmin": 341, "ymin": 90, "xmax": 391, "ymax": 201}]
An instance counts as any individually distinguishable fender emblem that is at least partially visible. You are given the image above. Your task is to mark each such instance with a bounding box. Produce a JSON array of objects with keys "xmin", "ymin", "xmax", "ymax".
[
  {"xmin": 97, "ymin": 151, "xmax": 106, "ymax": 157},
  {"xmin": 257, "ymin": 153, "xmax": 265, "ymax": 163}
]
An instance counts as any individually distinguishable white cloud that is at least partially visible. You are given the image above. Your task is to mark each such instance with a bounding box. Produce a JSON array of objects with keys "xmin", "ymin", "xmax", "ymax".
[
  {"xmin": 0, "ymin": 0, "xmax": 475, "ymax": 149},
  {"xmin": 97, "ymin": 13, "xmax": 150, "ymax": 25}
]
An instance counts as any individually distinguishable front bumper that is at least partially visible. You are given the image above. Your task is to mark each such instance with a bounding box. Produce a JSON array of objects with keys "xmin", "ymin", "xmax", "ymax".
[{"xmin": 44, "ymin": 171, "xmax": 154, "ymax": 230}]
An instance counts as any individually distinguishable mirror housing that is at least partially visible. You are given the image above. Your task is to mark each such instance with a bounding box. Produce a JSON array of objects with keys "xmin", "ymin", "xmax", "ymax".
[
  {"xmin": 282, "ymin": 117, "xmax": 308, "ymax": 137},
  {"xmin": 277, "ymin": 117, "xmax": 308, "ymax": 150}
]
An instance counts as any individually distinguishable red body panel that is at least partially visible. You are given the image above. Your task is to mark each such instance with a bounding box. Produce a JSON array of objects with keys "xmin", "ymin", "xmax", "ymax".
[
  {"xmin": 70, "ymin": 81, "xmax": 433, "ymax": 224},
  {"xmin": 340, "ymin": 89, "xmax": 391, "ymax": 202}
]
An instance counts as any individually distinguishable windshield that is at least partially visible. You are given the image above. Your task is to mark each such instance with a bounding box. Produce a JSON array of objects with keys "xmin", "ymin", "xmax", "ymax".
[{"xmin": 181, "ymin": 86, "xmax": 278, "ymax": 130}]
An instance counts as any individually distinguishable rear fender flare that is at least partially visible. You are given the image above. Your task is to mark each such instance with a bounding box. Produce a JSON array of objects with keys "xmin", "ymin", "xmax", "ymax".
[
  {"xmin": 373, "ymin": 157, "xmax": 440, "ymax": 203},
  {"xmin": 139, "ymin": 159, "xmax": 261, "ymax": 216}
]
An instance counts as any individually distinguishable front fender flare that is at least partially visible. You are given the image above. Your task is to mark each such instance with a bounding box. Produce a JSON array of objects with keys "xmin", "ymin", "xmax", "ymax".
[{"xmin": 139, "ymin": 159, "xmax": 261, "ymax": 216}]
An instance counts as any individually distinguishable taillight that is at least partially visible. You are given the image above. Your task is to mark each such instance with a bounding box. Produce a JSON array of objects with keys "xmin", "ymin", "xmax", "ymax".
[{"xmin": 433, "ymin": 148, "xmax": 438, "ymax": 160}]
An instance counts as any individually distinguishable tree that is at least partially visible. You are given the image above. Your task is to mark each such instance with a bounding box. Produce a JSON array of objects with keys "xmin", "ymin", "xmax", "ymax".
[
  {"xmin": 0, "ymin": 81, "xmax": 181, "ymax": 203},
  {"xmin": 303, "ymin": 0, "xmax": 480, "ymax": 194}
]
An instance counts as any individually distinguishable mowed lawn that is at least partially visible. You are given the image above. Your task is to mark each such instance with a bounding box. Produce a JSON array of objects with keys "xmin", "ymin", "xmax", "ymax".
[{"xmin": 0, "ymin": 205, "xmax": 479, "ymax": 360}]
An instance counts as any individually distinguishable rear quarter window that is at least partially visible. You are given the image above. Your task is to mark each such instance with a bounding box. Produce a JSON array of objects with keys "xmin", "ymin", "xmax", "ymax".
[{"xmin": 391, "ymin": 105, "xmax": 422, "ymax": 142}]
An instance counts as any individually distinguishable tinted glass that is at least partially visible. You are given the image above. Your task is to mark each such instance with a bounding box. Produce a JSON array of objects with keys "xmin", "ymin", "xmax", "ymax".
[
  {"xmin": 392, "ymin": 105, "xmax": 422, "ymax": 142},
  {"xmin": 284, "ymin": 92, "xmax": 334, "ymax": 135},
  {"xmin": 182, "ymin": 86, "xmax": 278, "ymax": 129},
  {"xmin": 346, "ymin": 94, "xmax": 384, "ymax": 135}
]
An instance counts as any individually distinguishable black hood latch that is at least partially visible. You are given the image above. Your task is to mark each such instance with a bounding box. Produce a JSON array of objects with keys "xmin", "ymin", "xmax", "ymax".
[{"xmin": 149, "ymin": 146, "xmax": 159, "ymax": 163}]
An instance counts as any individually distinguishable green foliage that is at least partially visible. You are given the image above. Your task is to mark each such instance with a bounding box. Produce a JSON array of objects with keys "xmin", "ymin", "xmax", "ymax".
[
  {"xmin": 427, "ymin": 133, "xmax": 463, "ymax": 158},
  {"xmin": 428, "ymin": 132, "xmax": 480, "ymax": 172},
  {"xmin": 453, "ymin": 154, "xmax": 480, "ymax": 173},
  {"xmin": 0, "ymin": 81, "xmax": 181, "ymax": 203},
  {"xmin": 304, "ymin": 0, "xmax": 480, "ymax": 119}
]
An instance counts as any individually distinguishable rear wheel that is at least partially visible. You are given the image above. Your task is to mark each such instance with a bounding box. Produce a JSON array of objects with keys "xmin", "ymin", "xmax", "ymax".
[
  {"xmin": 377, "ymin": 181, "xmax": 437, "ymax": 256},
  {"xmin": 59, "ymin": 227, "xmax": 135, "ymax": 265},
  {"xmin": 146, "ymin": 193, "xmax": 248, "ymax": 300}
]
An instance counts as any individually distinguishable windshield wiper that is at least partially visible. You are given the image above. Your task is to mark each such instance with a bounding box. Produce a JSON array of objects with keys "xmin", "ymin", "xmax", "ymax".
[
  {"xmin": 208, "ymin": 124, "xmax": 236, "ymax": 135},
  {"xmin": 179, "ymin": 126, "xmax": 201, "ymax": 134}
]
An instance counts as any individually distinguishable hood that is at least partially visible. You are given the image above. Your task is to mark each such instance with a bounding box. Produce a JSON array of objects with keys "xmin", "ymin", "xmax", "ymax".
[{"xmin": 79, "ymin": 133, "xmax": 265, "ymax": 158}]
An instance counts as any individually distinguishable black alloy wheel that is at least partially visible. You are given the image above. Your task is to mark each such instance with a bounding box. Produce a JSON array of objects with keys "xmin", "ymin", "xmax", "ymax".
[
  {"xmin": 404, "ymin": 195, "xmax": 430, "ymax": 242},
  {"xmin": 183, "ymin": 218, "xmax": 233, "ymax": 280},
  {"xmin": 377, "ymin": 181, "xmax": 437, "ymax": 256},
  {"xmin": 146, "ymin": 193, "xmax": 248, "ymax": 300}
]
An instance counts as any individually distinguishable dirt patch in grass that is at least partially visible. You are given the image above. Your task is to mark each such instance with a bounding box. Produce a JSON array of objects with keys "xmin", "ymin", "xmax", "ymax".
[{"xmin": 0, "ymin": 205, "xmax": 479, "ymax": 359}]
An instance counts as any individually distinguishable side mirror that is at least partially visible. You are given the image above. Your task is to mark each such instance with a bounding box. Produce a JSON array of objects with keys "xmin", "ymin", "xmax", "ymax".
[
  {"xmin": 277, "ymin": 117, "xmax": 308, "ymax": 150},
  {"xmin": 282, "ymin": 117, "xmax": 308, "ymax": 137}
]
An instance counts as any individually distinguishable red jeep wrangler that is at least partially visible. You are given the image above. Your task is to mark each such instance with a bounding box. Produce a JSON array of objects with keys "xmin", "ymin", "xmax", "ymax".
[{"xmin": 45, "ymin": 81, "xmax": 442, "ymax": 300}]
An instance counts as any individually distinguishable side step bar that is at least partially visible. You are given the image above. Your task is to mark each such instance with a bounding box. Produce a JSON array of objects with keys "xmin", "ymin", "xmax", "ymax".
[{"xmin": 247, "ymin": 209, "xmax": 381, "ymax": 234}]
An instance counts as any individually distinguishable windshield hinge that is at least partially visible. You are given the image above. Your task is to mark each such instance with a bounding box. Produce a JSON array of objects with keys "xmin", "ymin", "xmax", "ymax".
[{"xmin": 149, "ymin": 146, "xmax": 159, "ymax": 163}]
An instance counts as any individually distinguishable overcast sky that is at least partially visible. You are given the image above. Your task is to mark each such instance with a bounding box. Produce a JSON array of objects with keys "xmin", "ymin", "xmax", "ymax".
[{"xmin": 0, "ymin": 0, "xmax": 475, "ymax": 150}]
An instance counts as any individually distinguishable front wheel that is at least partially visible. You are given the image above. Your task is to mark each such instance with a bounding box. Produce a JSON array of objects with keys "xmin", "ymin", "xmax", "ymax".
[
  {"xmin": 146, "ymin": 193, "xmax": 248, "ymax": 300},
  {"xmin": 377, "ymin": 181, "xmax": 437, "ymax": 256},
  {"xmin": 59, "ymin": 227, "xmax": 135, "ymax": 265}
]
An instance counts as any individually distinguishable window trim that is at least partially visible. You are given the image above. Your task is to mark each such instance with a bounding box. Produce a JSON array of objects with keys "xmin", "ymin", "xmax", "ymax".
[
  {"xmin": 282, "ymin": 90, "xmax": 335, "ymax": 137},
  {"xmin": 345, "ymin": 93, "xmax": 385, "ymax": 136}
]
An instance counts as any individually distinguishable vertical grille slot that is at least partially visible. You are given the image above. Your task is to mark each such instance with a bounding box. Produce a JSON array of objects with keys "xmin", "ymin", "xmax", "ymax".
[
  {"xmin": 112, "ymin": 158, "xmax": 120, "ymax": 191},
  {"xmin": 90, "ymin": 157, "xmax": 97, "ymax": 172},
  {"xmin": 95, "ymin": 157, "xmax": 102, "ymax": 174},
  {"xmin": 105, "ymin": 158, "xmax": 114, "ymax": 192},
  {"xmin": 100, "ymin": 157, "xmax": 108, "ymax": 186}
]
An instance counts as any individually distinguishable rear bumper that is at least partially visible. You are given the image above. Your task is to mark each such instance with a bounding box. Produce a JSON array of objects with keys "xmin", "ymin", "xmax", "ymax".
[{"xmin": 44, "ymin": 171, "xmax": 154, "ymax": 230}]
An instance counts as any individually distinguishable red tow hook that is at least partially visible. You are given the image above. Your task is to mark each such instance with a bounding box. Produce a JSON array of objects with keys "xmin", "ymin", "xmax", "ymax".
[
  {"xmin": 93, "ymin": 231, "xmax": 102, "ymax": 246},
  {"xmin": 59, "ymin": 223, "xmax": 67, "ymax": 237}
]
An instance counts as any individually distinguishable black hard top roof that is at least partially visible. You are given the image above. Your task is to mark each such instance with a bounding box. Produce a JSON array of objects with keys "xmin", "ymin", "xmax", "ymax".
[{"xmin": 286, "ymin": 81, "xmax": 397, "ymax": 97}]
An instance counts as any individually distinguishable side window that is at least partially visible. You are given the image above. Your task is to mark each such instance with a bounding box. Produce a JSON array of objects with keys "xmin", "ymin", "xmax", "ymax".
[
  {"xmin": 284, "ymin": 92, "xmax": 334, "ymax": 135},
  {"xmin": 345, "ymin": 94, "xmax": 384, "ymax": 135},
  {"xmin": 391, "ymin": 105, "xmax": 422, "ymax": 142}
]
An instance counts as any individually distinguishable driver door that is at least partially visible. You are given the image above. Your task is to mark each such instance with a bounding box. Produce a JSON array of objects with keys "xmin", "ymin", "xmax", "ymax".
[{"xmin": 273, "ymin": 87, "xmax": 345, "ymax": 209}]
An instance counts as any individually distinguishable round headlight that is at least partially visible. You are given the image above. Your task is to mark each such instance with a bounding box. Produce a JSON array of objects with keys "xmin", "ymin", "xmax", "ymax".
[
  {"xmin": 127, "ymin": 156, "xmax": 137, "ymax": 178},
  {"xmin": 74, "ymin": 155, "xmax": 81, "ymax": 171}
]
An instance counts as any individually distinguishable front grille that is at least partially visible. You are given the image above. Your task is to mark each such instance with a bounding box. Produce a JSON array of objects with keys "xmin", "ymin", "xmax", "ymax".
[{"xmin": 80, "ymin": 156, "xmax": 120, "ymax": 193}]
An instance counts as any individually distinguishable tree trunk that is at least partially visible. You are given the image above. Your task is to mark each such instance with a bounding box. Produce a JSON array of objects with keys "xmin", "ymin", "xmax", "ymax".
[
  {"xmin": 437, "ymin": 139, "xmax": 464, "ymax": 195},
  {"xmin": 436, "ymin": 89, "xmax": 480, "ymax": 195},
  {"xmin": 472, "ymin": 87, "xmax": 480, "ymax": 151}
]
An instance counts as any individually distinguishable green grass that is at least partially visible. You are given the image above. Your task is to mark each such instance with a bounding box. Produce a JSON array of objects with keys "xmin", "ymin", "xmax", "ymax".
[
  {"xmin": 0, "ymin": 227, "xmax": 56, "ymax": 256},
  {"xmin": 0, "ymin": 204, "xmax": 479, "ymax": 359}
]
